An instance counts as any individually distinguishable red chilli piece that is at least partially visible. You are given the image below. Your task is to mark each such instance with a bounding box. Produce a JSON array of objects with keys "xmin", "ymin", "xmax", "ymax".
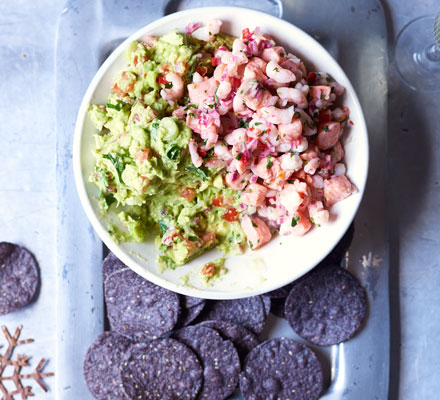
[
  {"xmin": 157, "ymin": 75, "xmax": 169, "ymax": 84},
  {"xmin": 308, "ymin": 72, "xmax": 317, "ymax": 84},
  {"xmin": 318, "ymin": 109, "xmax": 331, "ymax": 124}
]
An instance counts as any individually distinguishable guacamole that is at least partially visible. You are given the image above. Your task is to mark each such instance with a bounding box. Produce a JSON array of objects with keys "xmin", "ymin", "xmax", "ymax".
[{"xmin": 88, "ymin": 29, "xmax": 244, "ymax": 270}]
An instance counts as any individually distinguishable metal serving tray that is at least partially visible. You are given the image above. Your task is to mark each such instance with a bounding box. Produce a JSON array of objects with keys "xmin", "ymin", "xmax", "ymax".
[{"xmin": 55, "ymin": 0, "xmax": 389, "ymax": 398}]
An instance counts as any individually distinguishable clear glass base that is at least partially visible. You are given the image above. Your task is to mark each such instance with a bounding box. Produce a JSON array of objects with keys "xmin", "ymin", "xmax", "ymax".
[{"xmin": 395, "ymin": 15, "xmax": 440, "ymax": 92}]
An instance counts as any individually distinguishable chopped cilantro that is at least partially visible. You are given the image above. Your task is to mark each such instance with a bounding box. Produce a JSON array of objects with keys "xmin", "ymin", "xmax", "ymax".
[
  {"xmin": 251, "ymin": 221, "xmax": 258, "ymax": 228},
  {"xmin": 266, "ymin": 155, "xmax": 273, "ymax": 169},
  {"xmin": 322, "ymin": 125, "xmax": 329, "ymax": 132},
  {"xmin": 291, "ymin": 216, "xmax": 300, "ymax": 227},
  {"xmin": 166, "ymin": 145, "xmax": 181, "ymax": 160},
  {"xmin": 214, "ymin": 87, "xmax": 219, "ymax": 106},
  {"xmin": 235, "ymin": 153, "xmax": 243, "ymax": 160},
  {"xmin": 103, "ymin": 153, "xmax": 125, "ymax": 184},
  {"xmin": 159, "ymin": 220, "xmax": 168, "ymax": 235},
  {"xmin": 185, "ymin": 165, "xmax": 208, "ymax": 180},
  {"xmin": 184, "ymin": 104, "xmax": 198, "ymax": 111},
  {"xmin": 188, "ymin": 236, "xmax": 198, "ymax": 242},
  {"xmin": 320, "ymin": 93, "xmax": 326, "ymax": 100},
  {"xmin": 106, "ymin": 100, "xmax": 124, "ymax": 111}
]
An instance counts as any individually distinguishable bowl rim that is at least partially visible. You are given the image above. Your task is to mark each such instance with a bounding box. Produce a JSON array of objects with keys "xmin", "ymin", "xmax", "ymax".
[{"xmin": 73, "ymin": 6, "xmax": 369, "ymax": 299}]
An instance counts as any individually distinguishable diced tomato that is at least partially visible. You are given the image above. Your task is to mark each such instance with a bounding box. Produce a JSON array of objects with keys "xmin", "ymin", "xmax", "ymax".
[
  {"xmin": 112, "ymin": 83, "xmax": 124, "ymax": 96},
  {"xmin": 157, "ymin": 75, "xmax": 168, "ymax": 84},
  {"xmin": 212, "ymin": 197, "xmax": 224, "ymax": 207},
  {"xmin": 179, "ymin": 187, "xmax": 197, "ymax": 201},
  {"xmin": 161, "ymin": 64, "xmax": 170, "ymax": 73},
  {"xmin": 308, "ymin": 72, "xmax": 317, "ymax": 84},
  {"xmin": 223, "ymin": 207, "xmax": 239, "ymax": 222},
  {"xmin": 241, "ymin": 28, "xmax": 251, "ymax": 41},
  {"xmin": 133, "ymin": 56, "xmax": 138, "ymax": 66},
  {"xmin": 349, "ymin": 120, "xmax": 354, "ymax": 126},
  {"xmin": 201, "ymin": 263, "xmax": 216, "ymax": 276},
  {"xmin": 198, "ymin": 148, "xmax": 207, "ymax": 156},
  {"xmin": 126, "ymin": 82, "xmax": 135, "ymax": 93},
  {"xmin": 211, "ymin": 57, "xmax": 218, "ymax": 66},
  {"xmin": 196, "ymin": 66, "xmax": 208, "ymax": 76},
  {"xmin": 318, "ymin": 109, "xmax": 331, "ymax": 123}
]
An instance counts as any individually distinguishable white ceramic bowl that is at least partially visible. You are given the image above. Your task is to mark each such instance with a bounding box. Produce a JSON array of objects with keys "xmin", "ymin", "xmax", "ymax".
[{"xmin": 73, "ymin": 7, "xmax": 368, "ymax": 299}]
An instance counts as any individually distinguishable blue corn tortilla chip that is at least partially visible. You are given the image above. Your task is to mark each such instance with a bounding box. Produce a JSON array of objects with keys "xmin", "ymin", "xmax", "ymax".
[
  {"xmin": 285, "ymin": 264, "xmax": 367, "ymax": 345},
  {"xmin": 196, "ymin": 296, "xmax": 267, "ymax": 335},
  {"xmin": 105, "ymin": 269, "xmax": 180, "ymax": 339},
  {"xmin": 102, "ymin": 252, "xmax": 127, "ymax": 282},
  {"xmin": 198, "ymin": 320, "xmax": 259, "ymax": 363},
  {"xmin": 240, "ymin": 337, "xmax": 323, "ymax": 400},
  {"xmin": 121, "ymin": 338, "xmax": 203, "ymax": 400},
  {"xmin": 261, "ymin": 295, "xmax": 271, "ymax": 317},
  {"xmin": 0, "ymin": 242, "xmax": 39, "ymax": 315},
  {"xmin": 172, "ymin": 325, "xmax": 240, "ymax": 400},
  {"xmin": 270, "ymin": 297, "xmax": 286, "ymax": 319},
  {"xmin": 175, "ymin": 295, "xmax": 206, "ymax": 328},
  {"xmin": 264, "ymin": 282, "xmax": 294, "ymax": 299},
  {"xmin": 83, "ymin": 331, "xmax": 132, "ymax": 399}
]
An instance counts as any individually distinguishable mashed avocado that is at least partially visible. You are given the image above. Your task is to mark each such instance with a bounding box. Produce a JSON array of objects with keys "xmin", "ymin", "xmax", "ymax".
[{"xmin": 88, "ymin": 29, "xmax": 244, "ymax": 270}]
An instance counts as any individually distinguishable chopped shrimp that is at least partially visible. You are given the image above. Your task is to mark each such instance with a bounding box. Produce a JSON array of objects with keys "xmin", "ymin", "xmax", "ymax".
[
  {"xmin": 324, "ymin": 175, "xmax": 354, "ymax": 207},
  {"xmin": 279, "ymin": 211, "xmax": 312, "ymax": 236},
  {"xmin": 233, "ymin": 94, "xmax": 247, "ymax": 113},
  {"xmin": 266, "ymin": 60, "xmax": 296, "ymax": 84},
  {"xmin": 261, "ymin": 46, "xmax": 286, "ymax": 63},
  {"xmin": 225, "ymin": 171, "xmax": 251, "ymax": 190},
  {"xmin": 214, "ymin": 143, "xmax": 233, "ymax": 161},
  {"xmin": 279, "ymin": 153, "xmax": 303, "ymax": 171},
  {"xmin": 300, "ymin": 146, "xmax": 321, "ymax": 162},
  {"xmin": 276, "ymin": 87, "xmax": 308, "ymax": 109},
  {"xmin": 257, "ymin": 106, "xmax": 294, "ymax": 125},
  {"xmin": 332, "ymin": 107, "xmax": 350, "ymax": 124},
  {"xmin": 213, "ymin": 63, "xmax": 228, "ymax": 82},
  {"xmin": 309, "ymin": 85, "xmax": 331, "ymax": 101},
  {"xmin": 330, "ymin": 141, "xmax": 344, "ymax": 164},
  {"xmin": 333, "ymin": 163, "xmax": 346, "ymax": 177},
  {"xmin": 160, "ymin": 72, "xmax": 184, "ymax": 101},
  {"xmin": 295, "ymin": 109, "xmax": 317, "ymax": 136},
  {"xmin": 188, "ymin": 138, "xmax": 202, "ymax": 168},
  {"xmin": 240, "ymin": 215, "xmax": 272, "ymax": 250},
  {"xmin": 238, "ymin": 79, "xmax": 274, "ymax": 111},
  {"xmin": 243, "ymin": 57, "xmax": 267, "ymax": 81},
  {"xmin": 279, "ymin": 180, "xmax": 309, "ymax": 214},
  {"xmin": 278, "ymin": 119, "xmax": 303, "ymax": 142},
  {"xmin": 292, "ymin": 137, "xmax": 308, "ymax": 153},
  {"xmin": 224, "ymin": 128, "xmax": 247, "ymax": 145},
  {"xmin": 308, "ymin": 202, "xmax": 329, "ymax": 226},
  {"xmin": 191, "ymin": 19, "xmax": 222, "ymax": 42},
  {"xmin": 253, "ymin": 156, "xmax": 280, "ymax": 181},
  {"xmin": 217, "ymin": 80, "xmax": 232, "ymax": 99},
  {"xmin": 242, "ymin": 183, "xmax": 268, "ymax": 207},
  {"xmin": 316, "ymin": 122, "xmax": 342, "ymax": 150},
  {"xmin": 304, "ymin": 157, "xmax": 320, "ymax": 175},
  {"xmin": 187, "ymin": 77, "xmax": 218, "ymax": 105},
  {"xmin": 232, "ymin": 39, "xmax": 249, "ymax": 64}
]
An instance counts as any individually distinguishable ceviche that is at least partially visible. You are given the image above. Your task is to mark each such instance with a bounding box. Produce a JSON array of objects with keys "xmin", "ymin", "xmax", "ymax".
[{"xmin": 88, "ymin": 20, "xmax": 355, "ymax": 271}]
